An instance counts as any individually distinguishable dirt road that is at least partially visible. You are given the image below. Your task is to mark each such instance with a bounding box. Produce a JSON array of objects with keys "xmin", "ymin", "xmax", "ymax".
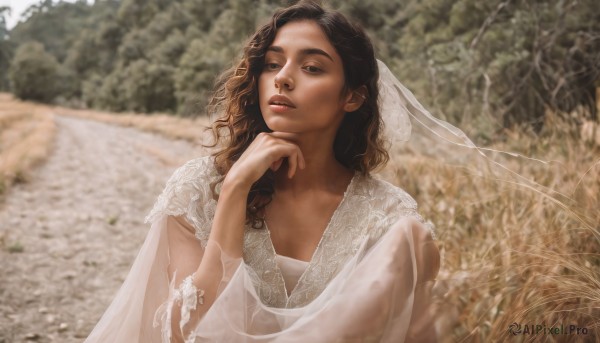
[{"xmin": 0, "ymin": 115, "xmax": 204, "ymax": 342}]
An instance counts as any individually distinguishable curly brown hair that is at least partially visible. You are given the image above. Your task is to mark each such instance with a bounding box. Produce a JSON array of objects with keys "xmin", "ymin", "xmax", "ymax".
[{"xmin": 204, "ymin": 0, "xmax": 388, "ymax": 228}]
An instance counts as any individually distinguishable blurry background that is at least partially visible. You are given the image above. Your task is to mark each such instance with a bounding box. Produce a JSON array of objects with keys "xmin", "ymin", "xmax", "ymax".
[
  {"xmin": 0, "ymin": 0, "xmax": 598, "ymax": 132},
  {"xmin": 0, "ymin": 0, "xmax": 598, "ymax": 342}
]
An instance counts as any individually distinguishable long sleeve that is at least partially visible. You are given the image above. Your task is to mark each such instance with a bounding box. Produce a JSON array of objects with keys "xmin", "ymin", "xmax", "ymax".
[
  {"xmin": 84, "ymin": 157, "xmax": 226, "ymax": 343},
  {"xmin": 84, "ymin": 215, "xmax": 170, "ymax": 343},
  {"xmin": 166, "ymin": 216, "xmax": 440, "ymax": 342},
  {"xmin": 85, "ymin": 156, "xmax": 441, "ymax": 342},
  {"xmin": 156, "ymin": 215, "xmax": 204, "ymax": 342},
  {"xmin": 278, "ymin": 216, "xmax": 440, "ymax": 343},
  {"xmin": 155, "ymin": 215, "xmax": 242, "ymax": 343},
  {"xmin": 403, "ymin": 218, "xmax": 440, "ymax": 342}
]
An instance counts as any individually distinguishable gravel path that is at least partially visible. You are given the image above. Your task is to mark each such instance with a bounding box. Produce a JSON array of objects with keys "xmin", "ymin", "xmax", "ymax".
[{"xmin": 0, "ymin": 115, "xmax": 205, "ymax": 343}]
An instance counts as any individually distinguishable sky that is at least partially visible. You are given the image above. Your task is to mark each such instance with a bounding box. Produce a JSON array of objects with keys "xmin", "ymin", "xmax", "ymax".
[{"xmin": 0, "ymin": 0, "xmax": 90, "ymax": 30}]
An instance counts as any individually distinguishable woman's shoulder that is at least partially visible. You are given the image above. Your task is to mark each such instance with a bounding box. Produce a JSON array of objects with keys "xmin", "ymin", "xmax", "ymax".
[
  {"xmin": 169, "ymin": 155, "xmax": 220, "ymax": 183},
  {"xmin": 359, "ymin": 173, "xmax": 418, "ymax": 212},
  {"xmin": 144, "ymin": 155, "xmax": 220, "ymax": 226},
  {"xmin": 158, "ymin": 155, "xmax": 220, "ymax": 197},
  {"xmin": 358, "ymin": 173, "xmax": 436, "ymax": 240}
]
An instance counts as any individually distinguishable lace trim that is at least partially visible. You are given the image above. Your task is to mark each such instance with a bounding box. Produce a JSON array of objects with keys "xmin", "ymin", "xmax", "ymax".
[
  {"xmin": 154, "ymin": 273, "xmax": 205, "ymax": 343},
  {"xmin": 146, "ymin": 156, "xmax": 435, "ymax": 309},
  {"xmin": 243, "ymin": 227, "xmax": 288, "ymax": 307},
  {"xmin": 179, "ymin": 275, "xmax": 205, "ymax": 330},
  {"xmin": 286, "ymin": 172, "xmax": 363, "ymax": 308},
  {"xmin": 286, "ymin": 174, "xmax": 431, "ymax": 308},
  {"xmin": 144, "ymin": 156, "xmax": 220, "ymax": 248}
]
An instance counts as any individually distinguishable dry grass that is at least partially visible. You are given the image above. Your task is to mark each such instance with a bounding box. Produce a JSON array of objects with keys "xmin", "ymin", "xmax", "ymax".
[
  {"xmin": 388, "ymin": 114, "xmax": 600, "ymax": 342},
  {"xmin": 0, "ymin": 92, "xmax": 213, "ymax": 195},
  {"xmin": 0, "ymin": 93, "xmax": 56, "ymax": 194},
  {"xmin": 1, "ymin": 92, "xmax": 598, "ymax": 341}
]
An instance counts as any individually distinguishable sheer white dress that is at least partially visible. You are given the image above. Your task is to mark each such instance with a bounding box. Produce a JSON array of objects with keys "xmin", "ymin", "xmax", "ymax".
[{"xmin": 84, "ymin": 155, "xmax": 440, "ymax": 342}]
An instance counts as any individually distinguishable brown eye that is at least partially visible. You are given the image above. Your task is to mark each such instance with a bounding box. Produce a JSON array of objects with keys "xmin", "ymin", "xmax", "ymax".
[
  {"xmin": 264, "ymin": 63, "xmax": 280, "ymax": 71},
  {"xmin": 303, "ymin": 65, "xmax": 322, "ymax": 73}
]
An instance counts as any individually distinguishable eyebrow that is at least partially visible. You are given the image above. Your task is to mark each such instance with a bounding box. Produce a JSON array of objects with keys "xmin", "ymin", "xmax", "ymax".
[{"xmin": 267, "ymin": 46, "xmax": 334, "ymax": 62}]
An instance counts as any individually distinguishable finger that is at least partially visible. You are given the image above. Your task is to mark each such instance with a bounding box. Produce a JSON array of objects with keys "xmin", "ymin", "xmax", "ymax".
[
  {"xmin": 270, "ymin": 135, "xmax": 305, "ymax": 171},
  {"xmin": 271, "ymin": 157, "xmax": 283, "ymax": 171},
  {"xmin": 288, "ymin": 151, "xmax": 297, "ymax": 178},
  {"xmin": 297, "ymin": 147, "xmax": 306, "ymax": 169}
]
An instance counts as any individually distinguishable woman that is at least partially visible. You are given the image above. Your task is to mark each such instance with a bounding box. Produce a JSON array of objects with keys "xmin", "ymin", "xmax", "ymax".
[{"xmin": 85, "ymin": 1, "xmax": 440, "ymax": 342}]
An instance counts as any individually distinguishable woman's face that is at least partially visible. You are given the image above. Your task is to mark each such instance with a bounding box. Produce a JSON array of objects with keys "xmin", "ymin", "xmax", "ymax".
[{"xmin": 258, "ymin": 20, "xmax": 349, "ymax": 135}]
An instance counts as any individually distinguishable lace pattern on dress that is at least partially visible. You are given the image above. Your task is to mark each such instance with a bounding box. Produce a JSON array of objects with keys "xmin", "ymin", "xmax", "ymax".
[
  {"xmin": 243, "ymin": 172, "xmax": 435, "ymax": 309},
  {"xmin": 286, "ymin": 174, "xmax": 431, "ymax": 308},
  {"xmin": 146, "ymin": 156, "xmax": 436, "ymax": 310},
  {"xmin": 242, "ymin": 227, "xmax": 288, "ymax": 308},
  {"xmin": 286, "ymin": 172, "xmax": 364, "ymax": 308},
  {"xmin": 178, "ymin": 275, "xmax": 204, "ymax": 331},
  {"xmin": 144, "ymin": 156, "xmax": 220, "ymax": 248},
  {"xmin": 154, "ymin": 273, "xmax": 205, "ymax": 343}
]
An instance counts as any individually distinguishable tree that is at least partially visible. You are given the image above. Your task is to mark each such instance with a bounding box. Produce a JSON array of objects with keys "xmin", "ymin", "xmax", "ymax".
[
  {"xmin": 117, "ymin": 0, "xmax": 172, "ymax": 30},
  {"xmin": 2, "ymin": 0, "xmax": 596, "ymax": 132},
  {"xmin": 0, "ymin": 6, "xmax": 9, "ymax": 40},
  {"xmin": 94, "ymin": 68, "xmax": 128, "ymax": 111},
  {"xmin": 9, "ymin": 41, "xmax": 60, "ymax": 102},
  {"xmin": 395, "ymin": 0, "xmax": 600, "ymax": 137},
  {"xmin": 174, "ymin": 0, "xmax": 280, "ymax": 116},
  {"xmin": 123, "ymin": 59, "xmax": 177, "ymax": 113},
  {"xmin": 63, "ymin": 4, "xmax": 123, "ymax": 99},
  {"xmin": 11, "ymin": 0, "xmax": 95, "ymax": 63},
  {"xmin": 0, "ymin": 6, "xmax": 14, "ymax": 90},
  {"xmin": 174, "ymin": 38, "xmax": 222, "ymax": 116},
  {"xmin": 150, "ymin": 29, "xmax": 187, "ymax": 65}
]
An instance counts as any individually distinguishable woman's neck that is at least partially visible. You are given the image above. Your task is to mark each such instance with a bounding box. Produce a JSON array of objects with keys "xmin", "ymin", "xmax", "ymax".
[{"xmin": 273, "ymin": 147, "xmax": 353, "ymax": 197}]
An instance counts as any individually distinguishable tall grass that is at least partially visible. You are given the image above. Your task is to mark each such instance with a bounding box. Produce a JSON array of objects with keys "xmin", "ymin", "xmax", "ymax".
[
  {"xmin": 1, "ymin": 92, "xmax": 598, "ymax": 340},
  {"xmin": 391, "ymin": 113, "xmax": 600, "ymax": 342},
  {"xmin": 0, "ymin": 94, "xmax": 56, "ymax": 195}
]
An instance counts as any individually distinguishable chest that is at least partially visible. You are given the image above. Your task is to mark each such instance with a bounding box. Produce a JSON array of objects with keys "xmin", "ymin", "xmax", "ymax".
[
  {"xmin": 238, "ymin": 176, "xmax": 398, "ymax": 308},
  {"xmin": 264, "ymin": 193, "xmax": 344, "ymax": 262}
]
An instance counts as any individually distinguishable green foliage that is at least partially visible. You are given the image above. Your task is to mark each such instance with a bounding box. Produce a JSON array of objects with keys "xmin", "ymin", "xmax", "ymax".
[
  {"xmin": 94, "ymin": 68, "xmax": 127, "ymax": 111},
  {"xmin": 0, "ymin": 6, "xmax": 8, "ymax": 35},
  {"xmin": 0, "ymin": 0, "xmax": 597, "ymax": 134},
  {"xmin": 9, "ymin": 41, "xmax": 60, "ymax": 102},
  {"xmin": 182, "ymin": 0, "xmax": 229, "ymax": 31},
  {"xmin": 117, "ymin": 0, "xmax": 172, "ymax": 30},
  {"xmin": 150, "ymin": 29, "xmax": 187, "ymax": 65},
  {"xmin": 0, "ymin": 6, "xmax": 14, "ymax": 90},
  {"xmin": 174, "ymin": 38, "xmax": 219, "ymax": 116},
  {"xmin": 123, "ymin": 59, "xmax": 177, "ymax": 113},
  {"xmin": 393, "ymin": 0, "xmax": 600, "ymax": 138},
  {"xmin": 81, "ymin": 73, "xmax": 106, "ymax": 108},
  {"xmin": 174, "ymin": 1, "xmax": 277, "ymax": 116},
  {"xmin": 10, "ymin": 0, "xmax": 95, "ymax": 63}
]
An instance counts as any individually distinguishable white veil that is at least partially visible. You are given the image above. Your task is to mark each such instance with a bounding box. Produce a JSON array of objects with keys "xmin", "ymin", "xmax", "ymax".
[
  {"xmin": 377, "ymin": 59, "xmax": 578, "ymax": 204},
  {"xmin": 376, "ymin": 58, "xmax": 599, "ymax": 339}
]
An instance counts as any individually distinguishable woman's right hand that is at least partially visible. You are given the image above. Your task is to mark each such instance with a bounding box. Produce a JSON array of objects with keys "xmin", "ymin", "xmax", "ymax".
[{"xmin": 223, "ymin": 131, "xmax": 306, "ymax": 190}]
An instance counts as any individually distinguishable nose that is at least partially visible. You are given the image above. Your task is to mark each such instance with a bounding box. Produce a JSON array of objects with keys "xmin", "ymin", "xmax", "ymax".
[{"xmin": 274, "ymin": 67, "xmax": 294, "ymax": 91}]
